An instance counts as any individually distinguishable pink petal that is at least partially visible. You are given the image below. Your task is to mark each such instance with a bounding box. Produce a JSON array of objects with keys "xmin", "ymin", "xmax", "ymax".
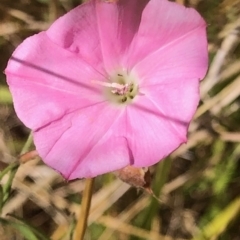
[
  {"xmin": 46, "ymin": 1, "xmax": 105, "ymax": 74},
  {"xmin": 5, "ymin": 32, "xmax": 105, "ymax": 130},
  {"xmin": 126, "ymin": 95, "xmax": 188, "ymax": 167},
  {"xmin": 33, "ymin": 102, "xmax": 130, "ymax": 179},
  {"xmin": 95, "ymin": 0, "xmax": 149, "ymax": 72},
  {"xmin": 69, "ymin": 135, "xmax": 129, "ymax": 180},
  {"xmin": 141, "ymin": 78, "xmax": 200, "ymax": 138},
  {"xmin": 125, "ymin": 0, "xmax": 207, "ymax": 72},
  {"xmin": 133, "ymin": 25, "xmax": 208, "ymax": 85}
]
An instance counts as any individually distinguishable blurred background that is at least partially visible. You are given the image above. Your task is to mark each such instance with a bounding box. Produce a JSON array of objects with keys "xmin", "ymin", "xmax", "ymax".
[{"xmin": 0, "ymin": 0, "xmax": 240, "ymax": 239}]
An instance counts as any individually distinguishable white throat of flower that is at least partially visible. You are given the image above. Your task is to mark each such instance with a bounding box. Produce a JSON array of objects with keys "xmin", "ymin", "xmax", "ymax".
[{"xmin": 92, "ymin": 71, "xmax": 139, "ymax": 105}]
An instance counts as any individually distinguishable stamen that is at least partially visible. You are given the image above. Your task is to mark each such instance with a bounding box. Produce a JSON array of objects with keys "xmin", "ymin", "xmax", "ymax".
[
  {"xmin": 92, "ymin": 80, "xmax": 133, "ymax": 96},
  {"xmin": 122, "ymin": 97, "xmax": 127, "ymax": 102}
]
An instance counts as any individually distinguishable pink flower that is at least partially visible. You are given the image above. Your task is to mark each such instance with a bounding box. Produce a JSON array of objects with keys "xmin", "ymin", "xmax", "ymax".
[{"xmin": 5, "ymin": 0, "xmax": 208, "ymax": 180}]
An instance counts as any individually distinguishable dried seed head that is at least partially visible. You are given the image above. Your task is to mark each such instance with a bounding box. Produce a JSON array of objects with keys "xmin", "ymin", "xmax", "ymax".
[{"xmin": 114, "ymin": 166, "xmax": 151, "ymax": 191}]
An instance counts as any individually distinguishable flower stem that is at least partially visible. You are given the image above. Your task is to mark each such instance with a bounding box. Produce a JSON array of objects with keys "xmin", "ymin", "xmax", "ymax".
[
  {"xmin": 20, "ymin": 131, "xmax": 33, "ymax": 154},
  {"xmin": 74, "ymin": 178, "xmax": 95, "ymax": 240}
]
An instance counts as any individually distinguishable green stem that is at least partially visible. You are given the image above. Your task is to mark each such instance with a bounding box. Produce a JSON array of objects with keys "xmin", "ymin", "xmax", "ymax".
[
  {"xmin": 20, "ymin": 132, "xmax": 33, "ymax": 154},
  {"xmin": 0, "ymin": 163, "xmax": 18, "ymax": 180}
]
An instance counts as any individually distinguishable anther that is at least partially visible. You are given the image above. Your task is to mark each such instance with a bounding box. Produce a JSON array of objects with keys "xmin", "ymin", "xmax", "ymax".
[{"xmin": 122, "ymin": 97, "xmax": 127, "ymax": 102}]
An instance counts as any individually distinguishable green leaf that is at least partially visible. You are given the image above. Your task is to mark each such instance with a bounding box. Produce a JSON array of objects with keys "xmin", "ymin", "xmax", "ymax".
[
  {"xmin": 0, "ymin": 185, "xmax": 3, "ymax": 213},
  {"xmin": 3, "ymin": 165, "xmax": 18, "ymax": 203},
  {"xmin": 0, "ymin": 163, "xmax": 19, "ymax": 180},
  {"xmin": 7, "ymin": 214, "xmax": 51, "ymax": 240},
  {"xmin": 193, "ymin": 196, "xmax": 240, "ymax": 240},
  {"xmin": 0, "ymin": 218, "xmax": 39, "ymax": 240},
  {"xmin": 0, "ymin": 163, "xmax": 19, "ymax": 205}
]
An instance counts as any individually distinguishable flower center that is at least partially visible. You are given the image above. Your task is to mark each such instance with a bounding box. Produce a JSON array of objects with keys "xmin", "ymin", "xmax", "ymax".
[
  {"xmin": 105, "ymin": 71, "xmax": 138, "ymax": 104},
  {"xmin": 93, "ymin": 71, "xmax": 139, "ymax": 105}
]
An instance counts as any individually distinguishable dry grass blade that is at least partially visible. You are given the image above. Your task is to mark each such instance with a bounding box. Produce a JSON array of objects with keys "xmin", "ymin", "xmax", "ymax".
[
  {"xmin": 97, "ymin": 215, "xmax": 186, "ymax": 240},
  {"xmin": 201, "ymin": 17, "xmax": 240, "ymax": 97},
  {"xmin": 196, "ymin": 75, "xmax": 240, "ymax": 118}
]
